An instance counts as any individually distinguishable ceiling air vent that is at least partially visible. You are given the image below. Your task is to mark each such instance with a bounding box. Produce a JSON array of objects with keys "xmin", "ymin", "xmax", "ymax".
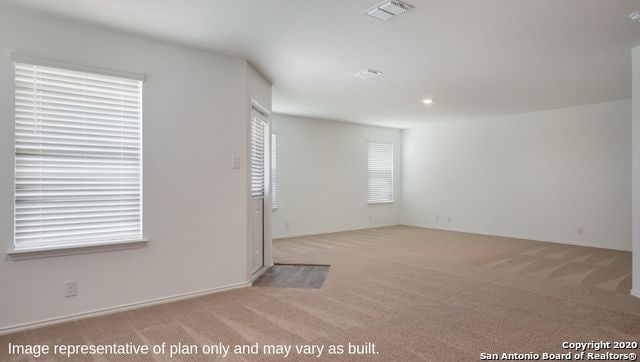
[
  {"xmin": 365, "ymin": 1, "xmax": 413, "ymax": 21},
  {"xmin": 354, "ymin": 69, "xmax": 383, "ymax": 79}
]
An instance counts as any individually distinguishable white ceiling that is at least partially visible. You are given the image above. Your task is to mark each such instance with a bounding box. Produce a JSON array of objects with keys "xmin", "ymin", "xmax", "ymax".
[{"xmin": 4, "ymin": 0, "xmax": 640, "ymax": 128}]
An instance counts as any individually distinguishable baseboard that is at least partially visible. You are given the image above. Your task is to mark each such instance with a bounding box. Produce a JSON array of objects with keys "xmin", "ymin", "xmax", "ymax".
[
  {"xmin": 250, "ymin": 265, "xmax": 269, "ymax": 284},
  {"xmin": 403, "ymin": 223, "xmax": 632, "ymax": 252},
  {"xmin": 632, "ymin": 290, "xmax": 640, "ymax": 299},
  {"xmin": 273, "ymin": 224, "xmax": 398, "ymax": 239},
  {"xmin": 0, "ymin": 281, "xmax": 250, "ymax": 336}
]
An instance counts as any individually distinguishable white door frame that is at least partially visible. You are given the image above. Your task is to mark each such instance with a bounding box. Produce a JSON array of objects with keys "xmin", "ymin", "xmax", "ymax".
[{"xmin": 247, "ymin": 100, "xmax": 273, "ymax": 281}]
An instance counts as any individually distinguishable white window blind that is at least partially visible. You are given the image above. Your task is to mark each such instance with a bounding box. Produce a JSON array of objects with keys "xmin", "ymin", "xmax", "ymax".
[
  {"xmin": 367, "ymin": 142, "xmax": 394, "ymax": 204},
  {"xmin": 271, "ymin": 133, "xmax": 277, "ymax": 209},
  {"xmin": 14, "ymin": 62, "xmax": 143, "ymax": 250},
  {"xmin": 251, "ymin": 112, "xmax": 266, "ymax": 198}
]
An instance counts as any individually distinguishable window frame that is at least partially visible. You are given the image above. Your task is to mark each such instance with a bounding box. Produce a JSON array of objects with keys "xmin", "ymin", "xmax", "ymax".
[
  {"xmin": 367, "ymin": 141, "xmax": 394, "ymax": 205},
  {"xmin": 9, "ymin": 56, "xmax": 147, "ymax": 257},
  {"xmin": 271, "ymin": 133, "xmax": 278, "ymax": 210}
]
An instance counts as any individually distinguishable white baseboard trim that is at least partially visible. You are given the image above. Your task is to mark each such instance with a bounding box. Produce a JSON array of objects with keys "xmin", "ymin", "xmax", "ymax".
[
  {"xmin": 0, "ymin": 281, "xmax": 250, "ymax": 336},
  {"xmin": 403, "ymin": 223, "xmax": 632, "ymax": 252},
  {"xmin": 251, "ymin": 265, "xmax": 269, "ymax": 284},
  {"xmin": 632, "ymin": 290, "xmax": 640, "ymax": 299},
  {"xmin": 273, "ymin": 224, "xmax": 398, "ymax": 239}
]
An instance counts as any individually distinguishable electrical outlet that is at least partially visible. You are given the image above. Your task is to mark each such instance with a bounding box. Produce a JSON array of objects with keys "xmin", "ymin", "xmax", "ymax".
[
  {"xmin": 285, "ymin": 222, "xmax": 290, "ymax": 229},
  {"xmin": 577, "ymin": 227, "xmax": 584, "ymax": 235},
  {"xmin": 65, "ymin": 280, "xmax": 78, "ymax": 297},
  {"xmin": 368, "ymin": 216, "xmax": 373, "ymax": 221},
  {"xmin": 447, "ymin": 217, "xmax": 452, "ymax": 223},
  {"xmin": 435, "ymin": 216, "xmax": 440, "ymax": 222}
]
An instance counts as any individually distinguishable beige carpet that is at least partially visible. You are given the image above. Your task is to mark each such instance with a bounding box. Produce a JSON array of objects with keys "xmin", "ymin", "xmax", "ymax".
[{"xmin": 2, "ymin": 226, "xmax": 639, "ymax": 361}]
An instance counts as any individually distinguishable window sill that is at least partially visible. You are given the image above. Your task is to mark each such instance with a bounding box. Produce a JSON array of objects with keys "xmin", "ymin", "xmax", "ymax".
[
  {"xmin": 7, "ymin": 239, "xmax": 149, "ymax": 260},
  {"xmin": 368, "ymin": 201, "xmax": 395, "ymax": 205}
]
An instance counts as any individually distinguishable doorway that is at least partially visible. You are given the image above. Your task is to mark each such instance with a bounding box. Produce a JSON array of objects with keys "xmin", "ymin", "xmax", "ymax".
[{"xmin": 250, "ymin": 108, "xmax": 267, "ymax": 275}]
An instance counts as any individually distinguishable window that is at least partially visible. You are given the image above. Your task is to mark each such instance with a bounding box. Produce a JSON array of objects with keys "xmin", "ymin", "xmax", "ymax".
[
  {"xmin": 250, "ymin": 111, "xmax": 266, "ymax": 198},
  {"xmin": 271, "ymin": 133, "xmax": 277, "ymax": 209},
  {"xmin": 367, "ymin": 142, "xmax": 393, "ymax": 204},
  {"xmin": 13, "ymin": 62, "xmax": 143, "ymax": 251}
]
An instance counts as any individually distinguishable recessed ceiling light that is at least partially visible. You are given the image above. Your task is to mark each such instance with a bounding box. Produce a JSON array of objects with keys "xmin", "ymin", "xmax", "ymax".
[
  {"xmin": 422, "ymin": 98, "xmax": 433, "ymax": 105},
  {"xmin": 630, "ymin": 11, "xmax": 640, "ymax": 22}
]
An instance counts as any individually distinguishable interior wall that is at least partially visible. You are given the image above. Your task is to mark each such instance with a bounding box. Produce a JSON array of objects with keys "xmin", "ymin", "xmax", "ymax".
[
  {"xmin": 271, "ymin": 114, "xmax": 402, "ymax": 238},
  {"xmin": 402, "ymin": 99, "xmax": 632, "ymax": 251},
  {"xmin": 632, "ymin": 46, "xmax": 640, "ymax": 296},
  {"xmin": 0, "ymin": 6, "xmax": 267, "ymax": 332}
]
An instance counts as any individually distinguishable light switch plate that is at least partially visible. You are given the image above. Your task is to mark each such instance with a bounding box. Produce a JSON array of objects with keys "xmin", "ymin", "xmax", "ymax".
[{"xmin": 232, "ymin": 156, "xmax": 241, "ymax": 169}]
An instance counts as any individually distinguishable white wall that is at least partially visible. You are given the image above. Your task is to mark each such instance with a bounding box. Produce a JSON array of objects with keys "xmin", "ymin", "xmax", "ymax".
[
  {"xmin": 0, "ymin": 6, "xmax": 270, "ymax": 332},
  {"xmin": 402, "ymin": 100, "xmax": 632, "ymax": 251},
  {"xmin": 632, "ymin": 47, "xmax": 640, "ymax": 296},
  {"xmin": 271, "ymin": 114, "xmax": 402, "ymax": 238}
]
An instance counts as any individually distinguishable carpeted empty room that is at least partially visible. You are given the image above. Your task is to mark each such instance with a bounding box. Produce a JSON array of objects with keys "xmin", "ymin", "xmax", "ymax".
[
  {"xmin": 1, "ymin": 1, "xmax": 640, "ymax": 361},
  {"xmin": 2, "ymin": 227, "xmax": 638, "ymax": 361}
]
